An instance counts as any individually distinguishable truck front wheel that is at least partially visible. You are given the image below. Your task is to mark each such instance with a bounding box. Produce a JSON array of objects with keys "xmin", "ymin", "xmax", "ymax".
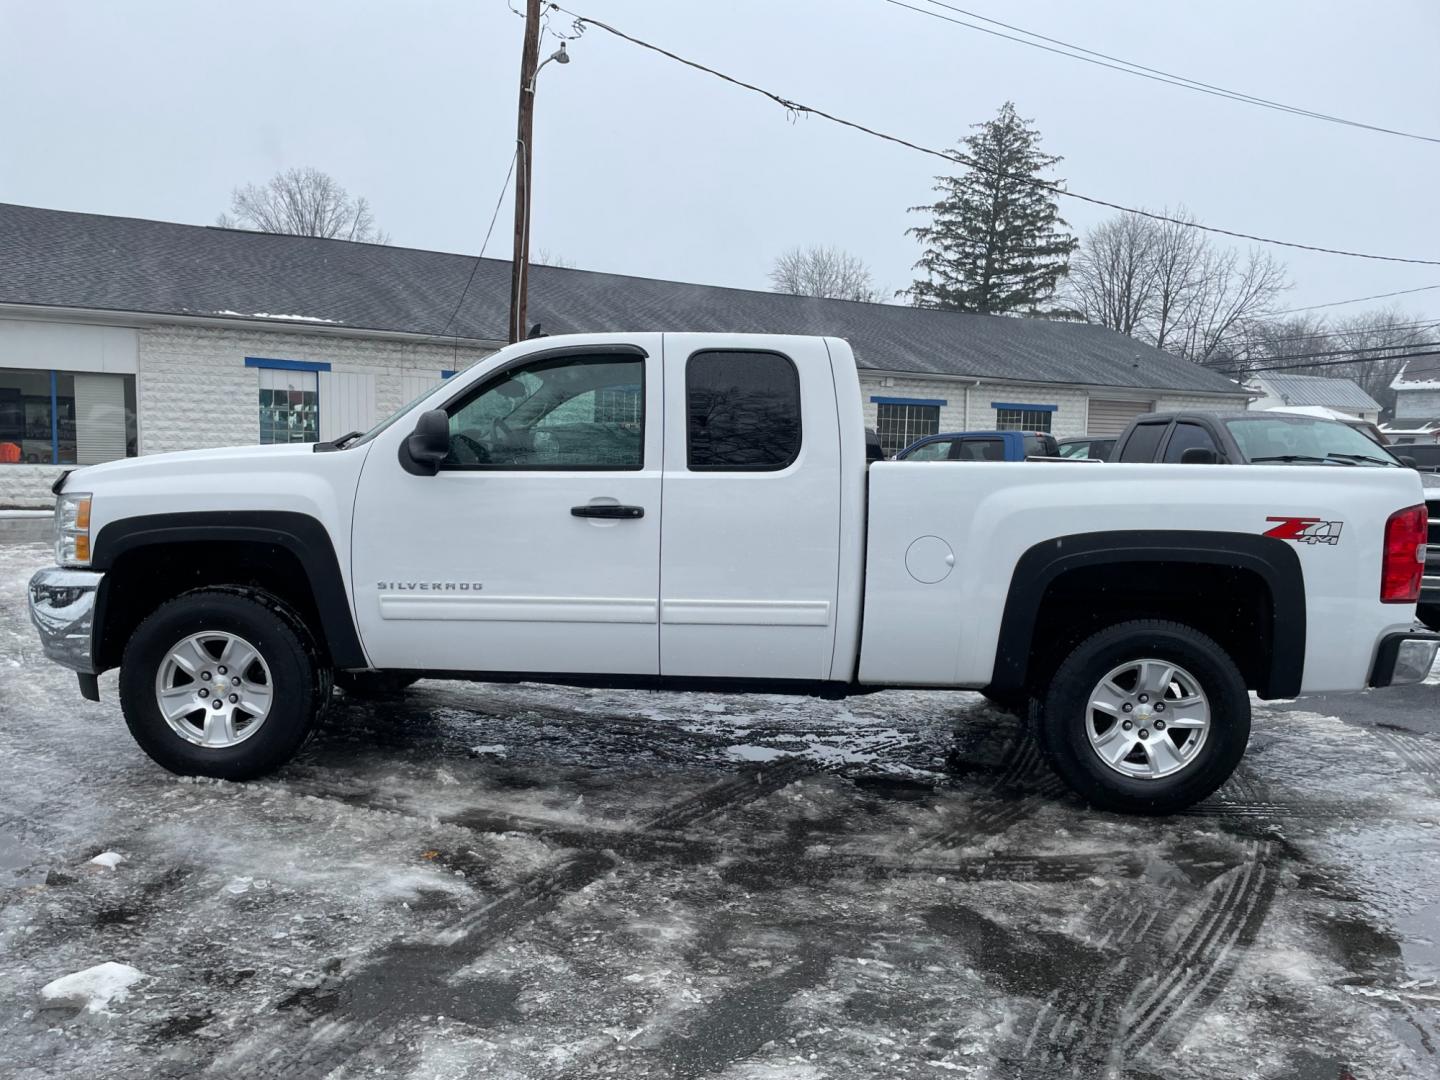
[
  {"xmin": 119, "ymin": 590, "xmax": 323, "ymax": 780},
  {"xmin": 1038, "ymin": 620, "xmax": 1249, "ymax": 814}
]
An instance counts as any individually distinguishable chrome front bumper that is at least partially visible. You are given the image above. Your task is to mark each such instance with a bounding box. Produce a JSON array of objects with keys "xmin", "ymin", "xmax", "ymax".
[
  {"xmin": 27, "ymin": 567, "xmax": 104, "ymax": 674},
  {"xmin": 1370, "ymin": 630, "xmax": 1440, "ymax": 688}
]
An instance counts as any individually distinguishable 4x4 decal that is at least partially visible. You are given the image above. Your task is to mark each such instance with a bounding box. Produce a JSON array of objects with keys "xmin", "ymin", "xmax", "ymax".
[{"xmin": 1264, "ymin": 516, "xmax": 1344, "ymax": 546}]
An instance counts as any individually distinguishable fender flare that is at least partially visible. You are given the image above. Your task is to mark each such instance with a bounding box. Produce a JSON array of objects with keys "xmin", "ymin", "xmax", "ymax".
[
  {"xmin": 91, "ymin": 510, "xmax": 367, "ymax": 669},
  {"xmin": 990, "ymin": 530, "xmax": 1306, "ymax": 699}
]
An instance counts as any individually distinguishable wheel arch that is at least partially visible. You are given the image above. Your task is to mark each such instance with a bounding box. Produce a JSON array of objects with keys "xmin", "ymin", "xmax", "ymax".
[
  {"xmin": 91, "ymin": 511, "xmax": 367, "ymax": 672},
  {"xmin": 990, "ymin": 530, "xmax": 1305, "ymax": 700}
]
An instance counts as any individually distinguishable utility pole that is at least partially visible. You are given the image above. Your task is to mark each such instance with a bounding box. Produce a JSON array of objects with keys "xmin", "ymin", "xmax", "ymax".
[{"xmin": 508, "ymin": 0, "xmax": 542, "ymax": 344}]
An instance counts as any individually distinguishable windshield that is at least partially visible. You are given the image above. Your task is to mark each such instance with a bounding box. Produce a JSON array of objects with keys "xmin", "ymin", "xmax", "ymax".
[{"xmin": 1224, "ymin": 415, "xmax": 1403, "ymax": 466}]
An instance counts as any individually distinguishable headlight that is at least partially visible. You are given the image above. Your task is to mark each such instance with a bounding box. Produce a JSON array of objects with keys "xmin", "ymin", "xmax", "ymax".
[{"xmin": 54, "ymin": 493, "xmax": 93, "ymax": 567}]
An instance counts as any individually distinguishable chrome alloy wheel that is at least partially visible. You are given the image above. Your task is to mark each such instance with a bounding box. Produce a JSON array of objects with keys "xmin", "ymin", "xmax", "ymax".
[
  {"xmin": 1085, "ymin": 658, "xmax": 1210, "ymax": 780},
  {"xmin": 154, "ymin": 632, "xmax": 274, "ymax": 748}
]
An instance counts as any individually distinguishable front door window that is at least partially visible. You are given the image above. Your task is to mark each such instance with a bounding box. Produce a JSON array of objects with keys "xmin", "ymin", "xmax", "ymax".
[{"xmin": 444, "ymin": 355, "xmax": 644, "ymax": 469}]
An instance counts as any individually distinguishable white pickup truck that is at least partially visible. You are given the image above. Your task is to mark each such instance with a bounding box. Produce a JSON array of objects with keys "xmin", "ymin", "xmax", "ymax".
[{"xmin": 27, "ymin": 333, "xmax": 1440, "ymax": 813}]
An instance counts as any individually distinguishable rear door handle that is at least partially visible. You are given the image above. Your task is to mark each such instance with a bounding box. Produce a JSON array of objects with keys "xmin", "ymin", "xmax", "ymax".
[{"xmin": 571, "ymin": 504, "xmax": 645, "ymax": 519}]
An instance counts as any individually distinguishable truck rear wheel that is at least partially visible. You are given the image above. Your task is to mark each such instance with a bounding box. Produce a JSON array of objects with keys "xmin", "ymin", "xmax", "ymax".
[
  {"xmin": 1038, "ymin": 619, "xmax": 1249, "ymax": 814},
  {"xmin": 119, "ymin": 590, "xmax": 322, "ymax": 780}
]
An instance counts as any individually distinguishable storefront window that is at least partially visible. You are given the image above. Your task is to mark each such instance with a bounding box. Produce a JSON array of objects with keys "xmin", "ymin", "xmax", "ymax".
[
  {"xmin": 258, "ymin": 369, "xmax": 319, "ymax": 445},
  {"xmin": 0, "ymin": 369, "xmax": 135, "ymax": 466}
]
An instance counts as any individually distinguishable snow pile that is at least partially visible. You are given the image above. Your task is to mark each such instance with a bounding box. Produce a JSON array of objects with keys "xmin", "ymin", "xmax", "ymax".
[
  {"xmin": 88, "ymin": 851, "xmax": 125, "ymax": 869},
  {"xmin": 39, "ymin": 962, "xmax": 146, "ymax": 1013}
]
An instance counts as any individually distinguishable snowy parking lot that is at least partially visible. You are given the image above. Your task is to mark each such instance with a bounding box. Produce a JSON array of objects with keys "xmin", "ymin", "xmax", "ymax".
[{"xmin": 2, "ymin": 531, "xmax": 1440, "ymax": 1079}]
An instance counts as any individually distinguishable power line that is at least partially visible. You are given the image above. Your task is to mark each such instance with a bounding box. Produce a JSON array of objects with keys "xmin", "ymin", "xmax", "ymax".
[
  {"xmin": 1273, "ymin": 283, "xmax": 1440, "ymax": 314},
  {"xmin": 551, "ymin": 5, "xmax": 1440, "ymax": 267},
  {"xmin": 881, "ymin": 0, "xmax": 1440, "ymax": 145},
  {"xmin": 1229, "ymin": 339, "xmax": 1440, "ymax": 366},
  {"xmin": 1241, "ymin": 318, "xmax": 1440, "ymax": 344},
  {"xmin": 1211, "ymin": 348, "xmax": 1440, "ymax": 376},
  {"xmin": 439, "ymin": 146, "xmax": 519, "ymax": 343}
]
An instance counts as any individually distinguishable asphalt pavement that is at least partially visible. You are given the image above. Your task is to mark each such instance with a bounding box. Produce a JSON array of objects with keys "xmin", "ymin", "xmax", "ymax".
[{"xmin": 1, "ymin": 533, "xmax": 1437, "ymax": 1080}]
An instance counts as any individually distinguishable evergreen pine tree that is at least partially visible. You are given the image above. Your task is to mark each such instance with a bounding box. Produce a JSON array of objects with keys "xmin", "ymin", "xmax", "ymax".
[{"xmin": 906, "ymin": 102, "xmax": 1077, "ymax": 314}]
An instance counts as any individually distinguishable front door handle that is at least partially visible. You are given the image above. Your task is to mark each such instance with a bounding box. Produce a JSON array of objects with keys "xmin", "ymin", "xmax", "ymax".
[{"xmin": 571, "ymin": 504, "xmax": 645, "ymax": 520}]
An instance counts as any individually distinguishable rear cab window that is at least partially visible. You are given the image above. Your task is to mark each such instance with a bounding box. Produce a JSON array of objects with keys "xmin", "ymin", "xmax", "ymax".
[
  {"xmin": 686, "ymin": 350, "xmax": 801, "ymax": 471},
  {"xmin": 1024, "ymin": 435, "xmax": 1057, "ymax": 458},
  {"xmin": 1119, "ymin": 422, "xmax": 1169, "ymax": 462},
  {"xmin": 956, "ymin": 438, "xmax": 1006, "ymax": 461}
]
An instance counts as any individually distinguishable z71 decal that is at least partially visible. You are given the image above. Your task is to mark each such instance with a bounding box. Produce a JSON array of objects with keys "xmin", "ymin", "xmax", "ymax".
[{"xmin": 1264, "ymin": 517, "xmax": 1344, "ymax": 546}]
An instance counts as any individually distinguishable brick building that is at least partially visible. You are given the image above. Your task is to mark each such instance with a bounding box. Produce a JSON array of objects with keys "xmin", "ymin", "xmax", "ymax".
[{"xmin": 0, "ymin": 203, "xmax": 1246, "ymax": 506}]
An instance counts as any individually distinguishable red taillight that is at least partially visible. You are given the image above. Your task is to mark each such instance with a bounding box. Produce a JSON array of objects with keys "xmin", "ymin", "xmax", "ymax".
[{"xmin": 1382, "ymin": 504, "xmax": 1428, "ymax": 603}]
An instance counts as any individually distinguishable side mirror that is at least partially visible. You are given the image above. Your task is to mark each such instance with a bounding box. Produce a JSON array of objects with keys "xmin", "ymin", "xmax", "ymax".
[
  {"xmin": 1179, "ymin": 447, "xmax": 1220, "ymax": 465},
  {"xmin": 1400, "ymin": 455, "xmax": 1419, "ymax": 469},
  {"xmin": 401, "ymin": 409, "xmax": 450, "ymax": 476}
]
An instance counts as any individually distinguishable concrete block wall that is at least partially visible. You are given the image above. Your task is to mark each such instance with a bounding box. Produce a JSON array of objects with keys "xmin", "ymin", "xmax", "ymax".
[
  {"xmin": 137, "ymin": 325, "xmax": 494, "ymax": 455},
  {"xmin": 1, "ymin": 465, "xmax": 65, "ymax": 509}
]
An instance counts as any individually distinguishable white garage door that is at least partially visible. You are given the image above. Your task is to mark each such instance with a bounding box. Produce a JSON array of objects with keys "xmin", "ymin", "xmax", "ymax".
[{"xmin": 1088, "ymin": 398, "xmax": 1154, "ymax": 436}]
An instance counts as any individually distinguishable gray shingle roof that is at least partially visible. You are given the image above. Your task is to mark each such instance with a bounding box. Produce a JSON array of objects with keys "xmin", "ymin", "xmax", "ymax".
[
  {"xmin": 0, "ymin": 202, "xmax": 1243, "ymax": 396},
  {"xmin": 1254, "ymin": 373, "xmax": 1380, "ymax": 410},
  {"xmin": 1393, "ymin": 354, "xmax": 1440, "ymax": 389}
]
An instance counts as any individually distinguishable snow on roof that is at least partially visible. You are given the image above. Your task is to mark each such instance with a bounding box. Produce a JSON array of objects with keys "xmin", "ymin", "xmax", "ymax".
[{"xmin": 1392, "ymin": 354, "xmax": 1440, "ymax": 390}]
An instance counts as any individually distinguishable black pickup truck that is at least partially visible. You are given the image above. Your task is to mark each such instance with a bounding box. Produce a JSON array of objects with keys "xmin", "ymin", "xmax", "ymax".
[{"xmin": 1110, "ymin": 411, "xmax": 1406, "ymax": 468}]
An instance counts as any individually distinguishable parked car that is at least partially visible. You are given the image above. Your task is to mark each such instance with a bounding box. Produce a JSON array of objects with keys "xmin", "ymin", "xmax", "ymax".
[
  {"xmin": 896, "ymin": 430, "xmax": 1059, "ymax": 461},
  {"xmin": 1111, "ymin": 411, "xmax": 1407, "ymax": 467},
  {"xmin": 1057, "ymin": 436, "xmax": 1117, "ymax": 462},
  {"xmin": 27, "ymin": 332, "xmax": 1438, "ymax": 814}
]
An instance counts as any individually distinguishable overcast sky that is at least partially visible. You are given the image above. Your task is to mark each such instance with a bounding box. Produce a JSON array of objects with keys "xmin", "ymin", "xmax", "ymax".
[{"xmin": 3, "ymin": 0, "xmax": 1437, "ymax": 319}]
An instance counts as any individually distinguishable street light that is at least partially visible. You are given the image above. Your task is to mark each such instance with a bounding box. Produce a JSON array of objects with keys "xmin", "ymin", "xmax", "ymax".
[
  {"xmin": 531, "ymin": 42, "xmax": 570, "ymax": 86},
  {"xmin": 509, "ymin": 6, "xmax": 573, "ymax": 344}
]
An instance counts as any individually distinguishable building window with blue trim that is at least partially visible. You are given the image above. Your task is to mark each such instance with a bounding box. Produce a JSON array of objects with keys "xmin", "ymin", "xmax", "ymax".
[
  {"xmin": 994, "ymin": 404, "xmax": 1056, "ymax": 433},
  {"xmin": 0, "ymin": 368, "xmax": 136, "ymax": 465},
  {"xmin": 247, "ymin": 357, "xmax": 329, "ymax": 445},
  {"xmin": 257, "ymin": 369, "xmax": 320, "ymax": 444}
]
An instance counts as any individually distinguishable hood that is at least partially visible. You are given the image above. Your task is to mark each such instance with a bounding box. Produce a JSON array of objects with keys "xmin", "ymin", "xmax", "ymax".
[{"xmin": 60, "ymin": 443, "xmax": 317, "ymax": 489}]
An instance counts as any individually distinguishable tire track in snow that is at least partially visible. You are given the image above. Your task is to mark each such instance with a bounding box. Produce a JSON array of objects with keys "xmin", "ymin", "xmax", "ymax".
[
  {"xmin": 1122, "ymin": 845, "xmax": 1278, "ymax": 1063},
  {"xmin": 1017, "ymin": 840, "xmax": 1277, "ymax": 1077},
  {"xmin": 202, "ymin": 755, "xmax": 828, "ymax": 1079},
  {"xmin": 1379, "ymin": 730, "xmax": 1440, "ymax": 798},
  {"xmin": 553, "ymin": 943, "xmax": 839, "ymax": 1080}
]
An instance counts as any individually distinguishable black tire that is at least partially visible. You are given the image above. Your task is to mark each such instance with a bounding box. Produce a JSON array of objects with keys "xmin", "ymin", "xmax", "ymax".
[
  {"xmin": 119, "ymin": 590, "xmax": 322, "ymax": 780},
  {"xmin": 1038, "ymin": 619, "xmax": 1250, "ymax": 815},
  {"xmin": 334, "ymin": 671, "xmax": 420, "ymax": 699}
]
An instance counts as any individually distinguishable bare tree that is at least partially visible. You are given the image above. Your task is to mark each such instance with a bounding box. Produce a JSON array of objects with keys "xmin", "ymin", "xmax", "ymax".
[
  {"xmin": 533, "ymin": 249, "xmax": 574, "ymax": 268},
  {"xmin": 217, "ymin": 167, "xmax": 389, "ymax": 243},
  {"xmin": 1067, "ymin": 208, "xmax": 1287, "ymax": 364},
  {"xmin": 770, "ymin": 245, "xmax": 883, "ymax": 303},
  {"xmin": 1066, "ymin": 215, "xmax": 1159, "ymax": 337},
  {"xmin": 1147, "ymin": 213, "xmax": 1207, "ymax": 353},
  {"xmin": 1172, "ymin": 246, "xmax": 1289, "ymax": 366}
]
